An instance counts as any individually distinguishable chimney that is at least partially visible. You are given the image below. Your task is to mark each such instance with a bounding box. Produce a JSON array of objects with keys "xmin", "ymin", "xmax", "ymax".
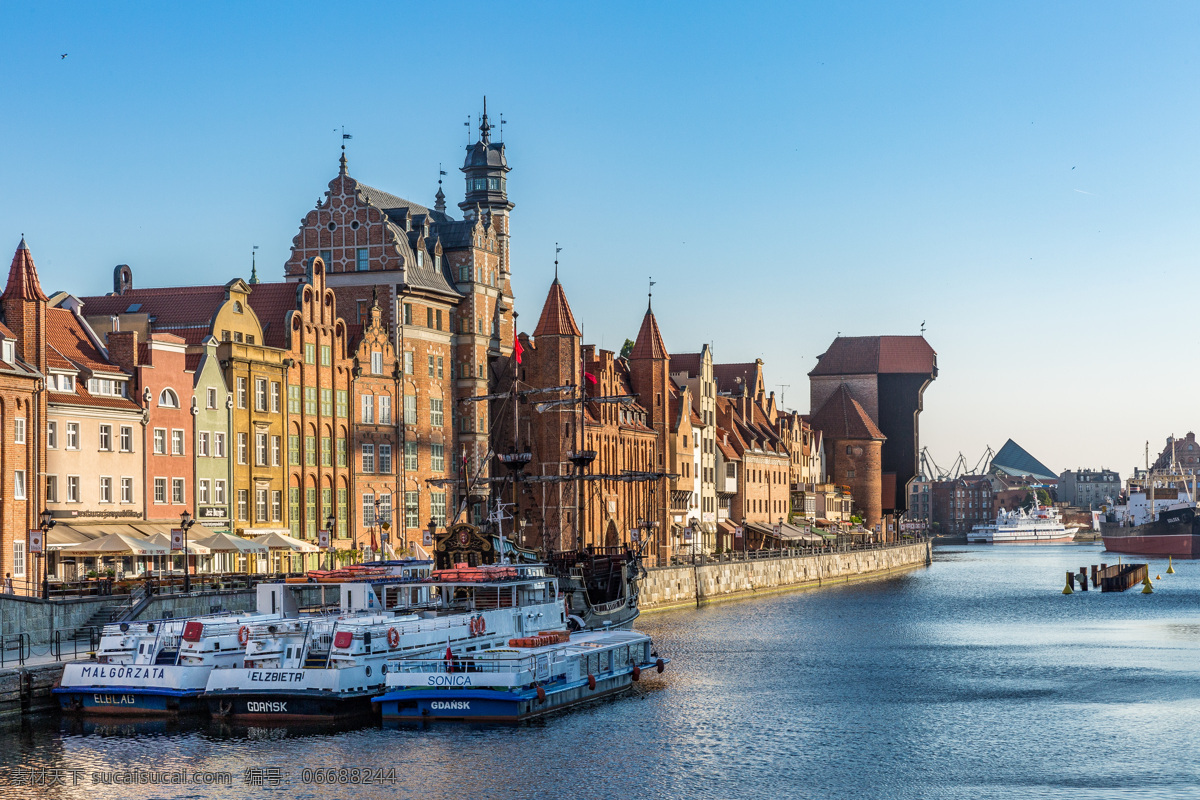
[{"xmin": 107, "ymin": 330, "xmax": 139, "ymax": 371}]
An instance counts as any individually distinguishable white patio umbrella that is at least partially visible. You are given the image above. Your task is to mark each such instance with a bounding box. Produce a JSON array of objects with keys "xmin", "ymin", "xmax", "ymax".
[
  {"xmin": 191, "ymin": 531, "xmax": 269, "ymax": 554},
  {"xmin": 257, "ymin": 532, "xmax": 320, "ymax": 553}
]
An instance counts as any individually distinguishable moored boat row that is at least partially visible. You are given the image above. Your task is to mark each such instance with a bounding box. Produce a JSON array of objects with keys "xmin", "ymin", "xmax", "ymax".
[{"xmin": 54, "ymin": 560, "xmax": 667, "ymax": 725}]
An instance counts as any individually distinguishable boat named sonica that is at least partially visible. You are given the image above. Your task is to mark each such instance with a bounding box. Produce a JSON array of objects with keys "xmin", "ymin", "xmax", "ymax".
[{"xmin": 373, "ymin": 629, "xmax": 667, "ymax": 723}]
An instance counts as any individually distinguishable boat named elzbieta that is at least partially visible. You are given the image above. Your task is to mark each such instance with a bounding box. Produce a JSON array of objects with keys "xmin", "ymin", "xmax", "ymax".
[
  {"xmin": 202, "ymin": 563, "xmax": 567, "ymax": 721},
  {"xmin": 54, "ymin": 583, "xmax": 302, "ymax": 715},
  {"xmin": 968, "ymin": 501, "xmax": 1074, "ymax": 544},
  {"xmin": 373, "ymin": 629, "xmax": 667, "ymax": 723},
  {"xmin": 1100, "ymin": 469, "xmax": 1200, "ymax": 557}
]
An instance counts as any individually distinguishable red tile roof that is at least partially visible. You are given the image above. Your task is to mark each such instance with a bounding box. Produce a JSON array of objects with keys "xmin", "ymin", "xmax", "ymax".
[
  {"xmin": 669, "ymin": 353, "xmax": 702, "ymax": 376},
  {"xmin": 629, "ymin": 308, "xmax": 667, "ymax": 360},
  {"xmin": 46, "ymin": 308, "xmax": 118, "ymax": 374},
  {"xmin": 713, "ymin": 362, "xmax": 759, "ymax": 395},
  {"xmin": 245, "ymin": 282, "xmax": 302, "ymax": 349},
  {"xmin": 809, "ymin": 336, "xmax": 936, "ymax": 376},
  {"xmin": 808, "ymin": 384, "xmax": 885, "ymax": 440},
  {"xmin": 3, "ymin": 238, "xmax": 48, "ymax": 302},
  {"xmin": 78, "ymin": 284, "xmax": 228, "ymax": 326},
  {"xmin": 532, "ymin": 280, "xmax": 581, "ymax": 338}
]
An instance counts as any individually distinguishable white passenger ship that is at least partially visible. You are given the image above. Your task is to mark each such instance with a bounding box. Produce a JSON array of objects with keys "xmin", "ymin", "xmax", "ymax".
[
  {"xmin": 969, "ymin": 504, "xmax": 1074, "ymax": 544},
  {"xmin": 202, "ymin": 564, "xmax": 566, "ymax": 721},
  {"xmin": 54, "ymin": 583, "xmax": 303, "ymax": 715}
]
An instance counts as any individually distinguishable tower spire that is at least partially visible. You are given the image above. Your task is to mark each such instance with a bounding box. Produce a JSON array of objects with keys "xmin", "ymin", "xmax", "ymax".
[
  {"xmin": 479, "ymin": 96, "xmax": 491, "ymax": 144},
  {"xmin": 249, "ymin": 245, "xmax": 260, "ymax": 285}
]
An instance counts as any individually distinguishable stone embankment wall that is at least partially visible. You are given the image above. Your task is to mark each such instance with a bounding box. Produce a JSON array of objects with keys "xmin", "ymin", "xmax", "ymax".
[
  {"xmin": 640, "ymin": 541, "xmax": 932, "ymax": 611},
  {"xmin": 0, "ymin": 585, "xmax": 339, "ymax": 646}
]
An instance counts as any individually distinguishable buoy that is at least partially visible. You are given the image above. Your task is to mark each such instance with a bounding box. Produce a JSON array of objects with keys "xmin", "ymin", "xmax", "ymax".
[
  {"xmin": 1142, "ymin": 573, "xmax": 1154, "ymax": 594},
  {"xmin": 536, "ymin": 686, "xmax": 546, "ymax": 704},
  {"xmin": 1168, "ymin": 556, "xmax": 1176, "ymax": 574},
  {"xmin": 587, "ymin": 673, "xmax": 596, "ymax": 691},
  {"xmin": 1062, "ymin": 580, "xmax": 1074, "ymax": 595},
  {"xmin": 1157, "ymin": 575, "xmax": 1162, "ymax": 580},
  {"xmin": 632, "ymin": 665, "xmax": 641, "ymax": 681}
]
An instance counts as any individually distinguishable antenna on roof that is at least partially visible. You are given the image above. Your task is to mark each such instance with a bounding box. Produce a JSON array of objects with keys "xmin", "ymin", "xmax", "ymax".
[
  {"xmin": 465, "ymin": 115, "xmax": 472, "ymax": 145},
  {"xmin": 499, "ymin": 113, "xmax": 506, "ymax": 142}
]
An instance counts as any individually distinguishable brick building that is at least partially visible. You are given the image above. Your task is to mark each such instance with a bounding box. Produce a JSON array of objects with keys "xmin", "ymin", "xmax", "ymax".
[
  {"xmin": 808, "ymin": 384, "xmax": 885, "ymax": 530},
  {"xmin": 809, "ymin": 335, "xmax": 937, "ymax": 529},
  {"xmin": 283, "ymin": 106, "xmax": 517, "ymax": 537},
  {"xmin": 514, "ymin": 278, "xmax": 668, "ymax": 561},
  {"xmin": 931, "ymin": 476, "xmax": 994, "ymax": 535},
  {"xmin": 0, "ymin": 241, "xmax": 48, "ymax": 594}
]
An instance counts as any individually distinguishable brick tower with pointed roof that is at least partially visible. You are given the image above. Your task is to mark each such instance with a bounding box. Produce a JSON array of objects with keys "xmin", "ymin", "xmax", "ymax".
[
  {"xmin": 515, "ymin": 275, "xmax": 584, "ymax": 550},
  {"xmin": 627, "ymin": 297, "xmax": 672, "ymax": 559},
  {"xmin": 810, "ymin": 383, "xmax": 886, "ymax": 529},
  {"xmin": 0, "ymin": 239, "xmax": 49, "ymax": 594}
]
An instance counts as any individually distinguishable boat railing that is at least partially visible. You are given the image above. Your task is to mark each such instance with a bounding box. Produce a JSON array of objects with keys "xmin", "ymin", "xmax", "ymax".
[
  {"xmin": 589, "ymin": 597, "xmax": 627, "ymax": 615},
  {"xmin": 386, "ymin": 654, "xmax": 539, "ymax": 675}
]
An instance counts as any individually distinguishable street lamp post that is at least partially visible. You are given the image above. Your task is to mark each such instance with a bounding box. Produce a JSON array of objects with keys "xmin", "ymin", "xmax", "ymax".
[
  {"xmin": 179, "ymin": 510, "xmax": 195, "ymax": 592},
  {"xmin": 326, "ymin": 513, "xmax": 336, "ymax": 571},
  {"xmin": 39, "ymin": 509, "xmax": 56, "ymax": 600}
]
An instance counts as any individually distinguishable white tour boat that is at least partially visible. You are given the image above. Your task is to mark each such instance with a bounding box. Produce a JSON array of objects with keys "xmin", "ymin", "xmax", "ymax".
[
  {"xmin": 969, "ymin": 503, "xmax": 1074, "ymax": 544},
  {"xmin": 203, "ymin": 563, "xmax": 567, "ymax": 721}
]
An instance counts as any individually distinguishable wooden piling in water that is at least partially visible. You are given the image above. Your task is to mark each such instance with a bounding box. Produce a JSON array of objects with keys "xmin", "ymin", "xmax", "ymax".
[
  {"xmin": 1078, "ymin": 568, "xmax": 1088, "ymax": 591},
  {"xmin": 1066, "ymin": 571, "xmax": 1076, "ymax": 591}
]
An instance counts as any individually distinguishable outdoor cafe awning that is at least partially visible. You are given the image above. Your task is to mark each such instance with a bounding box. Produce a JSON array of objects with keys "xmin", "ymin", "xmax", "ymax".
[
  {"xmin": 146, "ymin": 533, "xmax": 211, "ymax": 555},
  {"xmin": 257, "ymin": 532, "xmax": 320, "ymax": 553},
  {"xmin": 192, "ymin": 532, "xmax": 269, "ymax": 554},
  {"xmin": 57, "ymin": 532, "xmax": 170, "ymax": 556}
]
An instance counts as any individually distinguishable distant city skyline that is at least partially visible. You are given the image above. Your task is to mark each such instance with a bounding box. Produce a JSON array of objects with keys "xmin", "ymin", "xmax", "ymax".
[{"xmin": 3, "ymin": 2, "xmax": 1198, "ymax": 477}]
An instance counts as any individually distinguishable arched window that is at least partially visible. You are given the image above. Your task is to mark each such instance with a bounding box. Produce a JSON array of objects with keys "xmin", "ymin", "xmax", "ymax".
[
  {"xmin": 233, "ymin": 301, "xmax": 243, "ymax": 314},
  {"xmin": 159, "ymin": 388, "xmax": 179, "ymax": 408}
]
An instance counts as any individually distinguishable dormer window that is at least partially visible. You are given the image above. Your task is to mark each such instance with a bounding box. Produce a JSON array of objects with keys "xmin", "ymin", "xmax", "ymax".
[
  {"xmin": 435, "ymin": 254, "xmax": 442, "ymax": 270},
  {"xmin": 233, "ymin": 301, "xmax": 243, "ymax": 314},
  {"xmin": 416, "ymin": 251, "xmax": 425, "ymax": 268},
  {"xmin": 1, "ymin": 340, "xmax": 13, "ymax": 364}
]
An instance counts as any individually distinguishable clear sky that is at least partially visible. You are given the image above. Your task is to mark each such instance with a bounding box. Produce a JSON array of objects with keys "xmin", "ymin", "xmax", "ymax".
[{"xmin": 2, "ymin": 2, "xmax": 1198, "ymax": 478}]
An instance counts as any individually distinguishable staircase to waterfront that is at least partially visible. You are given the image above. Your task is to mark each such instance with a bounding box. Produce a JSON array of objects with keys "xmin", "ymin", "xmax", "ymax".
[{"xmin": 70, "ymin": 602, "xmax": 126, "ymax": 647}]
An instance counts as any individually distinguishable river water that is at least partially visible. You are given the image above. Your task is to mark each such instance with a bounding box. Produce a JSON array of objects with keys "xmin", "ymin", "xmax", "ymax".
[{"xmin": 2, "ymin": 544, "xmax": 1198, "ymax": 800}]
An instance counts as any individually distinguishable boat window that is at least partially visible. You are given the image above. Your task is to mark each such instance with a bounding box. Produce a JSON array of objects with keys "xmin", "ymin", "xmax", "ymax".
[
  {"xmin": 286, "ymin": 646, "xmax": 292, "ymax": 659},
  {"xmin": 214, "ymin": 641, "xmax": 220, "ymax": 651}
]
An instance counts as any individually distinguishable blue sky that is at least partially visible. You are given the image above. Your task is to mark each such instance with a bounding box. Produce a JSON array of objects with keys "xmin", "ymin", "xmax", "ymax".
[{"xmin": 2, "ymin": 2, "xmax": 1198, "ymax": 477}]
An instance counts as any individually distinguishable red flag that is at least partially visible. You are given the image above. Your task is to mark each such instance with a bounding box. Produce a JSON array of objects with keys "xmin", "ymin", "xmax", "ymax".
[
  {"xmin": 581, "ymin": 359, "xmax": 597, "ymax": 385},
  {"xmin": 514, "ymin": 337, "xmax": 524, "ymax": 365}
]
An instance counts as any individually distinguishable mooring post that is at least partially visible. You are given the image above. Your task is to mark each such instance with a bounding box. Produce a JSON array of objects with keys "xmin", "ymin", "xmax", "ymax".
[
  {"xmin": 1091, "ymin": 565, "xmax": 1098, "ymax": 585},
  {"xmin": 1066, "ymin": 571, "xmax": 1076, "ymax": 591},
  {"xmin": 1078, "ymin": 568, "xmax": 1088, "ymax": 591}
]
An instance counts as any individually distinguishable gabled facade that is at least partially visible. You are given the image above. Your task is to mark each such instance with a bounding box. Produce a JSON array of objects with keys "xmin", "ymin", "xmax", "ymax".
[
  {"xmin": 350, "ymin": 292, "xmax": 403, "ymax": 554},
  {"xmin": 190, "ymin": 336, "xmax": 231, "ymax": 532},
  {"xmin": 283, "ymin": 105, "xmax": 517, "ymax": 537}
]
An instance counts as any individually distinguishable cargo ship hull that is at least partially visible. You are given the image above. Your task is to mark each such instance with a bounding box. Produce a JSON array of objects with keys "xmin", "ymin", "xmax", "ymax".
[{"xmin": 1100, "ymin": 514, "xmax": 1200, "ymax": 558}]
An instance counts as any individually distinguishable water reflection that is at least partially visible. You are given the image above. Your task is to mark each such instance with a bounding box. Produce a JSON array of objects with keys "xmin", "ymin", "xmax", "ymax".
[{"xmin": 4, "ymin": 545, "xmax": 1200, "ymax": 799}]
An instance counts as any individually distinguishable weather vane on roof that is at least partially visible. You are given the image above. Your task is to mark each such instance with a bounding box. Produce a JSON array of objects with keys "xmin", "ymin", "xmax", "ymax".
[{"xmin": 554, "ymin": 243, "xmax": 562, "ymax": 281}]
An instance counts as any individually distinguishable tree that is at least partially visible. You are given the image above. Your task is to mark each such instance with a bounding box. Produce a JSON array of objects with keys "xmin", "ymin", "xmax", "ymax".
[
  {"xmin": 1036, "ymin": 488, "xmax": 1052, "ymax": 507},
  {"xmin": 619, "ymin": 338, "xmax": 635, "ymax": 359}
]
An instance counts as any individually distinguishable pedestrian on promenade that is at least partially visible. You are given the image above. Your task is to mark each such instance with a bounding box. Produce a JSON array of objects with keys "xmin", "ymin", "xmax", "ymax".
[{"xmin": 3, "ymin": 573, "xmax": 13, "ymax": 594}]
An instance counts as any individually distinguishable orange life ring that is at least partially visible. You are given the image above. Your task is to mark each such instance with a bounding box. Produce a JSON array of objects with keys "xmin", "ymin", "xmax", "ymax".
[
  {"xmin": 237, "ymin": 625, "xmax": 250, "ymax": 646},
  {"xmin": 632, "ymin": 665, "xmax": 641, "ymax": 681},
  {"xmin": 386, "ymin": 627, "xmax": 399, "ymax": 648},
  {"xmin": 587, "ymin": 673, "xmax": 596, "ymax": 691},
  {"xmin": 536, "ymin": 685, "xmax": 546, "ymax": 704},
  {"xmin": 475, "ymin": 616, "xmax": 486, "ymax": 636},
  {"xmin": 468, "ymin": 616, "xmax": 478, "ymax": 636}
]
